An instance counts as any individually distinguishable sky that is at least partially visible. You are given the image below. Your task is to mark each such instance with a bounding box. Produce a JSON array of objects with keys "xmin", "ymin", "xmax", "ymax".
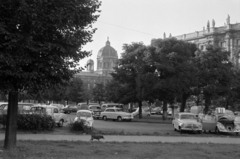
[{"xmin": 80, "ymin": 0, "xmax": 240, "ymax": 70}]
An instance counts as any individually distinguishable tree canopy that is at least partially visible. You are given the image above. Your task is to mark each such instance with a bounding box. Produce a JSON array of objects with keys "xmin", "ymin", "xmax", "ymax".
[{"xmin": 0, "ymin": 0, "xmax": 101, "ymax": 150}]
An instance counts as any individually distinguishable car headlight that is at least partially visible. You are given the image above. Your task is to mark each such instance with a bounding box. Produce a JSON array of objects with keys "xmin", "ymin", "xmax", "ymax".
[
  {"xmin": 217, "ymin": 123, "xmax": 225, "ymax": 130},
  {"xmin": 179, "ymin": 123, "xmax": 184, "ymax": 127}
]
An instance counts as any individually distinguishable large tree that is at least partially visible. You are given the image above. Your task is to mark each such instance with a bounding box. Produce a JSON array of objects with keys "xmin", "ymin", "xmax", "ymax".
[
  {"xmin": 111, "ymin": 42, "xmax": 154, "ymax": 119},
  {"xmin": 146, "ymin": 38, "xmax": 197, "ymax": 119},
  {"xmin": 66, "ymin": 77, "xmax": 85, "ymax": 104},
  {"xmin": 195, "ymin": 45, "xmax": 234, "ymax": 113},
  {"xmin": 0, "ymin": 0, "xmax": 101, "ymax": 150}
]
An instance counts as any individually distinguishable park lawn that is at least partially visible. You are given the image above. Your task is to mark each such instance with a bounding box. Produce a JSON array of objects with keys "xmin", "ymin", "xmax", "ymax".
[{"xmin": 0, "ymin": 141, "xmax": 239, "ymax": 159}]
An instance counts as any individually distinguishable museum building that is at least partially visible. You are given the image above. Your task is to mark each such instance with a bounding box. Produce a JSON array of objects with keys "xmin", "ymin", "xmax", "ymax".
[
  {"xmin": 75, "ymin": 38, "xmax": 118, "ymax": 90},
  {"xmin": 173, "ymin": 15, "xmax": 240, "ymax": 68}
]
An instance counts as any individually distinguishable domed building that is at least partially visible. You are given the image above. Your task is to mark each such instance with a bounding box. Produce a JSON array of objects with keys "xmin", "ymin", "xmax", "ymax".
[{"xmin": 75, "ymin": 38, "xmax": 118, "ymax": 91}]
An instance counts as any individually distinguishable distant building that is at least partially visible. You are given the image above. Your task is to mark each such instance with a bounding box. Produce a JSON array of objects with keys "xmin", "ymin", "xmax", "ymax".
[
  {"xmin": 75, "ymin": 38, "xmax": 118, "ymax": 90},
  {"xmin": 173, "ymin": 15, "xmax": 240, "ymax": 68}
]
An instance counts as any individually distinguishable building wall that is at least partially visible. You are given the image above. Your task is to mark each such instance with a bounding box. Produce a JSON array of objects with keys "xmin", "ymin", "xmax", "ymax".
[{"xmin": 174, "ymin": 22, "xmax": 240, "ymax": 68}]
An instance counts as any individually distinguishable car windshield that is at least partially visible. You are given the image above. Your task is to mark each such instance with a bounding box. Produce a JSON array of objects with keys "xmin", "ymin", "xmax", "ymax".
[
  {"xmin": 90, "ymin": 106, "xmax": 101, "ymax": 110},
  {"xmin": 115, "ymin": 109, "xmax": 123, "ymax": 112},
  {"xmin": 77, "ymin": 112, "xmax": 91, "ymax": 117},
  {"xmin": 180, "ymin": 114, "xmax": 196, "ymax": 120}
]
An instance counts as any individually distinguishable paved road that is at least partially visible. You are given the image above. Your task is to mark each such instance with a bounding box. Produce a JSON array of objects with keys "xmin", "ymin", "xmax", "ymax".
[
  {"xmin": 0, "ymin": 133, "xmax": 240, "ymax": 144},
  {"xmin": 66, "ymin": 113, "xmax": 176, "ymax": 134}
]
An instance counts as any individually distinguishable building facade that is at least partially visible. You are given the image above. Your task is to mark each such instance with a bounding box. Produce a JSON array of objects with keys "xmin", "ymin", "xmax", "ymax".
[
  {"xmin": 173, "ymin": 15, "xmax": 240, "ymax": 68},
  {"xmin": 75, "ymin": 38, "xmax": 118, "ymax": 90}
]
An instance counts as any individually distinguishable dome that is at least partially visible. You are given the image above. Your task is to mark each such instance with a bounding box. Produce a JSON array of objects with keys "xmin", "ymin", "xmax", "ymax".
[
  {"xmin": 87, "ymin": 59, "xmax": 94, "ymax": 64},
  {"xmin": 97, "ymin": 38, "xmax": 118, "ymax": 58}
]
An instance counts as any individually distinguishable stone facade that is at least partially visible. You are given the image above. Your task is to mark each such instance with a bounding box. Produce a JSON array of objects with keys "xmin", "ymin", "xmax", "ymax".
[
  {"xmin": 75, "ymin": 38, "xmax": 118, "ymax": 90},
  {"xmin": 173, "ymin": 16, "xmax": 240, "ymax": 68}
]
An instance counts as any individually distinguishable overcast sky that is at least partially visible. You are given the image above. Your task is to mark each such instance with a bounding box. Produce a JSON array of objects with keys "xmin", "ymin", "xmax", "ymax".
[{"xmin": 80, "ymin": 0, "xmax": 240, "ymax": 70}]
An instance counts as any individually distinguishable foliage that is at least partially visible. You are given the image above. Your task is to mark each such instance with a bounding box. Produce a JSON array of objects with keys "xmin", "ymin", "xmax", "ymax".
[
  {"xmin": 66, "ymin": 77, "xmax": 85, "ymax": 104},
  {"xmin": 195, "ymin": 45, "xmax": 234, "ymax": 113},
  {"xmin": 0, "ymin": 114, "xmax": 55, "ymax": 131},
  {"xmin": 68, "ymin": 119, "xmax": 92, "ymax": 133},
  {"xmin": 92, "ymin": 83, "xmax": 105, "ymax": 104},
  {"xmin": 0, "ymin": 0, "xmax": 101, "ymax": 149}
]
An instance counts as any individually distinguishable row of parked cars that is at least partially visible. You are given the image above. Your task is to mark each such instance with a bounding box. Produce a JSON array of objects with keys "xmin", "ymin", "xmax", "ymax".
[{"xmin": 172, "ymin": 107, "xmax": 240, "ymax": 135}]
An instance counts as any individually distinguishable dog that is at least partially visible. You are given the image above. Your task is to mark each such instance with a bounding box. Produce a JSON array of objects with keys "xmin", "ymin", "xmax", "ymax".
[{"xmin": 90, "ymin": 134, "xmax": 104, "ymax": 141}]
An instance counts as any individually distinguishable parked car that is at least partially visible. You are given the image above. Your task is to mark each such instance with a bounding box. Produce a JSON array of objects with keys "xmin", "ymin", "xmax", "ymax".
[
  {"xmin": 151, "ymin": 107, "xmax": 161, "ymax": 115},
  {"xmin": 132, "ymin": 107, "xmax": 151, "ymax": 117},
  {"xmin": 50, "ymin": 104, "xmax": 64, "ymax": 110},
  {"xmin": 62, "ymin": 105, "xmax": 78, "ymax": 114},
  {"xmin": 30, "ymin": 105, "xmax": 67, "ymax": 127},
  {"xmin": 88, "ymin": 105, "xmax": 101, "ymax": 119},
  {"xmin": 101, "ymin": 103, "xmax": 124, "ymax": 111},
  {"xmin": 0, "ymin": 102, "xmax": 34, "ymax": 115},
  {"xmin": 172, "ymin": 112, "xmax": 202, "ymax": 133},
  {"xmin": 100, "ymin": 108, "xmax": 133, "ymax": 121},
  {"xmin": 200, "ymin": 108, "xmax": 240, "ymax": 135},
  {"xmin": 74, "ymin": 110, "xmax": 94, "ymax": 129}
]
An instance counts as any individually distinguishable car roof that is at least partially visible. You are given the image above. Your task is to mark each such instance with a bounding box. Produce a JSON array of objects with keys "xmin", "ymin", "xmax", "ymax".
[
  {"xmin": 77, "ymin": 110, "xmax": 92, "ymax": 113},
  {"xmin": 178, "ymin": 112, "xmax": 196, "ymax": 115},
  {"xmin": 31, "ymin": 105, "xmax": 58, "ymax": 109}
]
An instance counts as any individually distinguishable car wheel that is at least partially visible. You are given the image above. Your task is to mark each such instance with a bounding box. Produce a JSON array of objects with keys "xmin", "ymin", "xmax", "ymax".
[
  {"xmin": 58, "ymin": 120, "xmax": 64, "ymax": 127},
  {"xmin": 197, "ymin": 130, "xmax": 202, "ymax": 134},
  {"xmin": 117, "ymin": 116, "xmax": 122, "ymax": 122},
  {"xmin": 236, "ymin": 132, "xmax": 239, "ymax": 136},
  {"xmin": 103, "ymin": 116, "xmax": 107, "ymax": 121},
  {"xmin": 215, "ymin": 127, "xmax": 220, "ymax": 134}
]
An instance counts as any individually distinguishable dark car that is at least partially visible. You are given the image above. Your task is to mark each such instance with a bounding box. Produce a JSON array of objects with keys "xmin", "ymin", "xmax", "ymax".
[
  {"xmin": 62, "ymin": 105, "xmax": 78, "ymax": 114},
  {"xmin": 88, "ymin": 105, "xmax": 101, "ymax": 119}
]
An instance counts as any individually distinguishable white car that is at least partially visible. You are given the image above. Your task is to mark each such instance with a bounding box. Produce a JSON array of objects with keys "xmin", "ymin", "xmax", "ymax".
[
  {"xmin": 74, "ymin": 110, "xmax": 94, "ymax": 129},
  {"xmin": 30, "ymin": 105, "xmax": 67, "ymax": 127},
  {"xmin": 100, "ymin": 108, "xmax": 133, "ymax": 121},
  {"xmin": 132, "ymin": 107, "xmax": 151, "ymax": 117},
  {"xmin": 172, "ymin": 112, "xmax": 202, "ymax": 133}
]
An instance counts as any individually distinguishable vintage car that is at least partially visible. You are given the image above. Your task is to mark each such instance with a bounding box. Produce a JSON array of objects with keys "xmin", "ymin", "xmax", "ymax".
[
  {"xmin": 200, "ymin": 108, "xmax": 240, "ymax": 135},
  {"xmin": 132, "ymin": 107, "xmax": 151, "ymax": 117},
  {"xmin": 101, "ymin": 108, "xmax": 133, "ymax": 121},
  {"xmin": 88, "ymin": 105, "xmax": 101, "ymax": 119},
  {"xmin": 30, "ymin": 105, "xmax": 67, "ymax": 127},
  {"xmin": 74, "ymin": 110, "xmax": 94, "ymax": 129},
  {"xmin": 62, "ymin": 105, "xmax": 78, "ymax": 114},
  {"xmin": 172, "ymin": 112, "xmax": 202, "ymax": 133}
]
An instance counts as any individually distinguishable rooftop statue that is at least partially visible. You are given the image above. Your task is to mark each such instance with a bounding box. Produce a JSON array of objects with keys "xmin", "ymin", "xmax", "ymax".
[
  {"xmin": 226, "ymin": 14, "xmax": 230, "ymax": 24},
  {"xmin": 212, "ymin": 19, "xmax": 215, "ymax": 27}
]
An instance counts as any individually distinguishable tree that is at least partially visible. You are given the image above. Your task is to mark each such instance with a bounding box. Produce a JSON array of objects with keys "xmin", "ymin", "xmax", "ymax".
[
  {"xmin": 195, "ymin": 46, "xmax": 234, "ymax": 113},
  {"xmin": 111, "ymin": 42, "xmax": 154, "ymax": 119},
  {"xmin": 145, "ymin": 38, "xmax": 198, "ymax": 119},
  {"xmin": 92, "ymin": 83, "xmax": 105, "ymax": 104},
  {"xmin": 66, "ymin": 77, "xmax": 85, "ymax": 104},
  {"xmin": 0, "ymin": 0, "xmax": 101, "ymax": 150}
]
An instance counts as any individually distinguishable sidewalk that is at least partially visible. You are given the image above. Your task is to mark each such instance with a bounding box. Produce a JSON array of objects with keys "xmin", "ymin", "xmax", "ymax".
[{"xmin": 0, "ymin": 133, "xmax": 240, "ymax": 144}]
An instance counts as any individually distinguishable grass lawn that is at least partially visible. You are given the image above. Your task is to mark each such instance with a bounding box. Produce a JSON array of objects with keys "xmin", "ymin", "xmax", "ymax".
[{"xmin": 0, "ymin": 141, "xmax": 239, "ymax": 159}]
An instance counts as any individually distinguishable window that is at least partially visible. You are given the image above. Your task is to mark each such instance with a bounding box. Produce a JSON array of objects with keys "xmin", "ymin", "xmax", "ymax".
[
  {"xmin": 237, "ymin": 39, "xmax": 240, "ymax": 45},
  {"xmin": 220, "ymin": 42, "xmax": 226, "ymax": 48},
  {"xmin": 54, "ymin": 108, "xmax": 58, "ymax": 113}
]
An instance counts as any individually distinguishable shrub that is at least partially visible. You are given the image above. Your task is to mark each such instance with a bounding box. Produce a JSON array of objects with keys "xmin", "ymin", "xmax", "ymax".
[
  {"xmin": 68, "ymin": 119, "xmax": 92, "ymax": 133},
  {"xmin": 0, "ymin": 114, "xmax": 55, "ymax": 131}
]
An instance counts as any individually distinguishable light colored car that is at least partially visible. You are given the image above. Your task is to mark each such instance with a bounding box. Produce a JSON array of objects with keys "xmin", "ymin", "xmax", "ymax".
[
  {"xmin": 132, "ymin": 107, "xmax": 151, "ymax": 117},
  {"xmin": 150, "ymin": 107, "xmax": 161, "ymax": 115},
  {"xmin": 201, "ymin": 108, "xmax": 240, "ymax": 135},
  {"xmin": 88, "ymin": 105, "xmax": 101, "ymax": 119},
  {"xmin": 172, "ymin": 112, "xmax": 202, "ymax": 133},
  {"xmin": 30, "ymin": 105, "xmax": 67, "ymax": 127},
  {"xmin": 74, "ymin": 110, "xmax": 94, "ymax": 129},
  {"xmin": 101, "ymin": 108, "xmax": 133, "ymax": 121}
]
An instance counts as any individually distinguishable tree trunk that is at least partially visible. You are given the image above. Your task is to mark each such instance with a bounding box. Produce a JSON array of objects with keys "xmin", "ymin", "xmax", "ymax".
[
  {"xmin": 204, "ymin": 93, "xmax": 211, "ymax": 114},
  {"xmin": 180, "ymin": 93, "xmax": 188, "ymax": 112},
  {"xmin": 4, "ymin": 91, "xmax": 18, "ymax": 150},
  {"xmin": 138, "ymin": 101, "xmax": 142, "ymax": 119},
  {"xmin": 162, "ymin": 101, "xmax": 167, "ymax": 120}
]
